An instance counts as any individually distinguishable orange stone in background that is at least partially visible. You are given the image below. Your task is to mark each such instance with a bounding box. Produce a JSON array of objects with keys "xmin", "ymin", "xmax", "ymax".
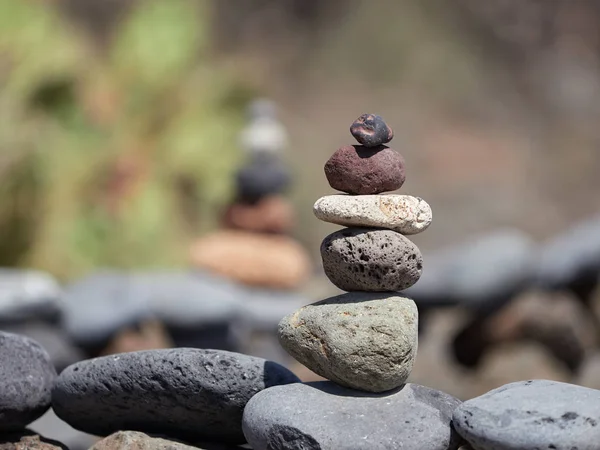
[
  {"xmin": 190, "ymin": 230, "xmax": 311, "ymax": 290},
  {"xmin": 221, "ymin": 195, "xmax": 294, "ymax": 235}
]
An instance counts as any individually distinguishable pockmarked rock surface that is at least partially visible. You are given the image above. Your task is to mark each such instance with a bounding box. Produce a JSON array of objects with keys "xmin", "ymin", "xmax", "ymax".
[
  {"xmin": 324, "ymin": 145, "xmax": 405, "ymax": 195},
  {"xmin": 350, "ymin": 113, "xmax": 394, "ymax": 147},
  {"xmin": 321, "ymin": 227, "xmax": 423, "ymax": 291},
  {"xmin": 52, "ymin": 349, "xmax": 300, "ymax": 444},
  {"xmin": 453, "ymin": 379, "xmax": 600, "ymax": 450},
  {"xmin": 0, "ymin": 431, "xmax": 67, "ymax": 450},
  {"xmin": 0, "ymin": 332, "xmax": 56, "ymax": 431},
  {"xmin": 278, "ymin": 292, "xmax": 418, "ymax": 392},
  {"xmin": 243, "ymin": 381, "xmax": 463, "ymax": 450},
  {"xmin": 190, "ymin": 230, "xmax": 311, "ymax": 289},
  {"xmin": 314, "ymin": 194, "xmax": 432, "ymax": 234},
  {"xmin": 89, "ymin": 431, "xmax": 241, "ymax": 450}
]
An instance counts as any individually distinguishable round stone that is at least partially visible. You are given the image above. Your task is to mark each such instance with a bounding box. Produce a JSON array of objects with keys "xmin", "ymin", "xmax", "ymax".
[
  {"xmin": 320, "ymin": 228, "xmax": 423, "ymax": 292},
  {"xmin": 52, "ymin": 348, "xmax": 300, "ymax": 444},
  {"xmin": 222, "ymin": 195, "xmax": 294, "ymax": 234},
  {"xmin": 235, "ymin": 153, "xmax": 291, "ymax": 202},
  {"xmin": 453, "ymin": 380, "xmax": 600, "ymax": 450},
  {"xmin": 350, "ymin": 113, "xmax": 394, "ymax": 147},
  {"xmin": 324, "ymin": 145, "xmax": 405, "ymax": 195},
  {"xmin": 0, "ymin": 431, "xmax": 67, "ymax": 450},
  {"xmin": 278, "ymin": 292, "xmax": 418, "ymax": 392},
  {"xmin": 0, "ymin": 331, "xmax": 56, "ymax": 431},
  {"xmin": 242, "ymin": 382, "xmax": 463, "ymax": 450},
  {"xmin": 190, "ymin": 230, "xmax": 311, "ymax": 289},
  {"xmin": 313, "ymin": 194, "xmax": 432, "ymax": 234}
]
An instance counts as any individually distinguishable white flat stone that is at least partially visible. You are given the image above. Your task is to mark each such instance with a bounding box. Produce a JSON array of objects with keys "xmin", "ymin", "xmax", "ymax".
[{"xmin": 313, "ymin": 194, "xmax": 432, "ymax": 234}]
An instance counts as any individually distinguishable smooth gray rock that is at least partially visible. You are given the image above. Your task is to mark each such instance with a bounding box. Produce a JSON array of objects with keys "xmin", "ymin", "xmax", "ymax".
[
  {"xmin": 405, "ymin": 229, "xmax": 536, "ymax": 312},
  {"xmin": 453, "ymin": 379, "xmax": 600, "ymax": 450},
  {"xmin": 0, "ymin": 269, "xmax": 63, "ymax": 323},
  {"xmin": 537, "ymin": 214, "xmax": 600, "ymax": 289},
  {"xmin": 279, "ymin": 292, "xmax": 418, "ymax": 392},
  {"xmin": 62, "ymin": 270, "xmax": 151, "ymax": 348},
  {"xmin": 132, "ymin": 270, "xmax": 243, "ymax": 329},
  {"xmin": 243, "ymin": 381, "xmax": 463, "ymax": 450},
  {"xmin": 52, "ymin": 349, "xmax": 300, "ymax": 444},
  {"xmin": 320, "ymin": 228, "xmax": 422, "ymax": 292},
  {"xmin": 0, "ymin": 331, "xmax": 56, "ymax": 431}
]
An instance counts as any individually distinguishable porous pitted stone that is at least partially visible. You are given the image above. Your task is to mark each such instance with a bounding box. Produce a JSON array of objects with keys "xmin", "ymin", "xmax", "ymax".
[
  {"xmin": 313, "ymin": 194, "xmax": 432, "ymax": 234},
  {"xmin": 350, "ymin": 113, "xmax": 393, "ymax": 147},
  {"xmin": 453, "ymin": 379, "xmax": 600, "ymax": 450},
  {"xmin": 324, "ymin": 145, "xmax": 405, "ymax": 195},
  {"xmin": 242, "ymin": 382, "xmax": 463, "ymax": 450},
  {"xmin": 52, "ymin": 349, "xmax": 300, "ymax": 444},
  {"xmin": 320, "ymin": 228, "xmax": 423, "ymax": 292},
  {"xmin": 278, "ymin": 292, "xmax": 418, "ymax": 392},
  {"xmin": 0, "ymin": 332, "xmax": 56, "ymax": 431}
]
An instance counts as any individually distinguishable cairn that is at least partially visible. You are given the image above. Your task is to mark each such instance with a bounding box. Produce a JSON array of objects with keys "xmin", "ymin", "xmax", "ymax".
[{"xmin": 278, "ymin": 113, "xmax": 432, "ymax": 392}]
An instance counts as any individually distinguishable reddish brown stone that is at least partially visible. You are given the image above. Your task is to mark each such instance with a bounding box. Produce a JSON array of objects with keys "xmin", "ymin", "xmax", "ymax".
[
  {"xmin": 350, "ymin": 113, "xmax": 393, "ymax": 147},
  {"xmin": 324, "ymin": 145, "xmax": 406, "ymax": 195},
  {"xmin": 221, "ymin": 195, "xmax": 294, "ymax": 234}
]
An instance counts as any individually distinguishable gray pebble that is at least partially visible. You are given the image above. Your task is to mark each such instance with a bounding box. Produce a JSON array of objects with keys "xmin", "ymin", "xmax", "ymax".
[
  {"xmin": 453, "ymin": 379, "xmax": 600, "ymax": 450},
  {"xmin": 0, "ymin": 269, "xmax": 63, "ymax": 323},
  {"xmin": 405, "ymin": 229, "xmax": 536, "ymax": 312},
  {"xmin": 62, "ymin": 270, "xmax": 151, "ymax": 348},
  {"xmin": 243, "ymin": 381, "xmax": 463, "ymax": 450},
  {"xmin": 537, "ymin": 213, "xmax": 600, "ymax": 290},
  {"xmin": 0, "ymin": 331, "xmax": 56, "ymax": 431},
  {"xmin": 278, "ymin": 292, "xmax": 418, "ymax": 392},
  {"xmin": 320, "ymin": 227, "xmax": 422, "ymax": 292},
  {"xmin": 52, "ymin": 348, "xmax": 300, "ymax": 444}
]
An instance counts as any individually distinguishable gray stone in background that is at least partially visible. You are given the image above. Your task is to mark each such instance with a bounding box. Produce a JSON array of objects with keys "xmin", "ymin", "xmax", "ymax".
[
  {"xmin": 52, "ymin": 349, "xmax": 300, "ymax": 445},
  {"xmin": 30, "ymin": 409, "xmax": 98, "ymax": 450},
  {"xmin": 0, "ymin": 269, "xmax": 63, "ymax": 323},
  {"xmin": 0, "ymin": 331, "xmax": 56, "ymax": 431},
  {"xmin": 405, "ymin": 229, "xmax": 537, "ymax": 312},
  {"xmin": 133, "ymin": 270, "xmax": 242, "ymax": 329},
  {"xmin": 321, "ymin": 227, "xmax": 423, "ymax": 292},
  {"xmin": 453, "ymin": 379, "xmax": 600, "ymax": 450},
  {"xmin": 62, "ymin": 270, "xmax": 151, "ymax": 348},
  {"xmin": 0, "ymin": 322, "xmax": 85, "ymax": 373},
  {"xmin": 243, "ymin": 381, "xmax": 463, "ymax": 450},
  {"xmin": 279, "ymin": 292, "xmax": 418, "ymax": 392},
  {"xmin": 231, "ymin": 288, "xmax": 310, "ymax": 365},
  {"xmin": 537, "ymin": 213, "xmax": 600, "ymax": 289}
]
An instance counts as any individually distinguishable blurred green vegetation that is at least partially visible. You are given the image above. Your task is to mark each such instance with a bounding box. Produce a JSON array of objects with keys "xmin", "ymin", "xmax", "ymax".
[{"xmin": 0, "ymin": 0, "xmax": 254, "ymax": 280}]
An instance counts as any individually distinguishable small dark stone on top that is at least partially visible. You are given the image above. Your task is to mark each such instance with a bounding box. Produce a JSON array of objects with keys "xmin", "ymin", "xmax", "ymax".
[{"xmin": 350, "ymin": 113, "xmax": 393, "ymax": 147}]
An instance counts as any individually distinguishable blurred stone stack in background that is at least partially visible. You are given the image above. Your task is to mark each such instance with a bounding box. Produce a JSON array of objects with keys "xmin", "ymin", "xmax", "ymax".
[{"xmin": 190, "ymin": 99, "xmax": 313, "ymax": 368}]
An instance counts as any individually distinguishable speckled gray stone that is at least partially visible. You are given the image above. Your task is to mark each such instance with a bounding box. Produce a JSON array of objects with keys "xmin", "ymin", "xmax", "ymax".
[
  {"xmin": 320, "ymin": 228, "xmax": 423, "ymax": 292},
  {"xmin": 0, "ymin": 331, "xmax": 56, "ymax": 431},
  {"xmin": 278, "ymin": 292, "xmax": 418, "ymax": 392},
  {"xmin": 453, "ymin": 379, "xmax": 600, "ymax": 450},
  {"xmin": 313, "ymin": 194, "xmax": 432, "ymax": 234},
  {"xmin": 52, "ymin": 349, "xmax": 300, "ymax": 444},
  {"xmin": 242, "ymin": 381, "xmax": 463, "ymax": 450}
]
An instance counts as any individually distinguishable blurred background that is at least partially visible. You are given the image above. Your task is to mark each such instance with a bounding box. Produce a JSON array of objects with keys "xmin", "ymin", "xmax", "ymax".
[{"xmin": 2, "ymin": 0, "xmax": 600, "ymax": 445}]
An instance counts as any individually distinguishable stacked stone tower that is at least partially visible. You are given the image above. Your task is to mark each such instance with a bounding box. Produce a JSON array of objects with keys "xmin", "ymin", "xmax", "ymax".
[{"xmin": 278, "ymin": 114, "xmax": 432, "ymax": 392}]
